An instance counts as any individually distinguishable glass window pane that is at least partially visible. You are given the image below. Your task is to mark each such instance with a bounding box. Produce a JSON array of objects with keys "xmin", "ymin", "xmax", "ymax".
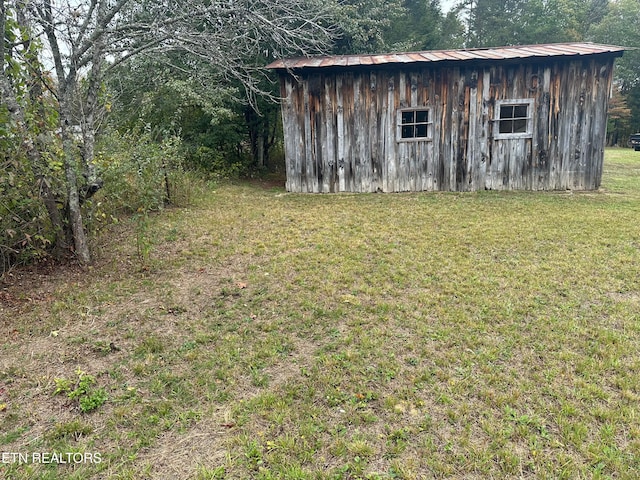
[
  {"xmin": 416, "ymin": 110, "xmax": 429, "ymax": 123},
  {"xmin": 513, "ymin": 119, "xmax": 527, "ymax": 133},
  {"xmin": 415, "ymin": 124, "xmax": 428, "ymax": 137},
  {"xmin": 499, "ymin": 120, "xmax": 513, "ymax": 134},
  {"xmin": 401, "ymin": 111, "xmax": 414, "ymax": 124},
  {"xmin": 500, "ymin": 105, "xmax": 514, "ymax": 119},
  {"xmin": 514, "ymin": 105, "xmax": 528, "ymax": 118},
  {"xmin": 402, "ymin": 125, "xmax": 414, "ymax": 138}
]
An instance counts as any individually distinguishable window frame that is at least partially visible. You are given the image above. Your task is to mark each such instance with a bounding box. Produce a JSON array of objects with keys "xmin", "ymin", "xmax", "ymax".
[
  {"xmin": 493, "ymin": 99, "xmax": 535, "ymax": 140},
  {"xmin": 396, "ymin": 107, "xmax": 433, "ymax": 142}
]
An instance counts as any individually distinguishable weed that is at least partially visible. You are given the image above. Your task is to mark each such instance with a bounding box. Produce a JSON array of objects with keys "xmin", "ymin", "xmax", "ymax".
[
  {"xmin": 134, "ymin": 213, "xmax": 153, "ymax": 268},
  {"xmin": 53, "ymin": 369, "xmax": 108, "ymax": 413},
  {"xmin": 195, "ymin": 466, "xmax": 226, "ymax": 479},
  {"xmin": 46, "ymin": 420, "xmax": 93, "ymax": 441}
]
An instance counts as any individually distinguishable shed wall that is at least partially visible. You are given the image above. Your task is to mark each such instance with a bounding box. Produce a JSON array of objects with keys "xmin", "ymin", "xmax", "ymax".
[{"xmin": 280, "ymin": 57, "xmax": 616, "ymax": 193}]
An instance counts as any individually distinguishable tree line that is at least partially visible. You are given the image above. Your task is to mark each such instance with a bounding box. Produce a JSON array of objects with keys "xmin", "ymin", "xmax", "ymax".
[{"xmin": 1, "ymin": 0, "xmax": 639, "ymax": 272}]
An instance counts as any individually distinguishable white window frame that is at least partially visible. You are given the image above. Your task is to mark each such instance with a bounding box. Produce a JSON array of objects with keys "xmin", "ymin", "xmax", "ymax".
[
  {"xmin": 494, "ymin": 99, "xmax": 534, "ymax": 140},
  {"xmin": 397, "ymin": 108, "xmax": 433, "ymax": 142}
]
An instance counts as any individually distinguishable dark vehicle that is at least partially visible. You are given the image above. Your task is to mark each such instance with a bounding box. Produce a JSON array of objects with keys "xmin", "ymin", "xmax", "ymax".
[{"xmin": 630, "ymin": 133, "xmax": 640, "ymax": 151}]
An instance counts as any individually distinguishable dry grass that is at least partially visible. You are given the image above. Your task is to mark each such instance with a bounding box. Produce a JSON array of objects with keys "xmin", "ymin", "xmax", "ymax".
[{"xmin": 1, "ymin": 149, "xmax": 640, "ymax": 479}]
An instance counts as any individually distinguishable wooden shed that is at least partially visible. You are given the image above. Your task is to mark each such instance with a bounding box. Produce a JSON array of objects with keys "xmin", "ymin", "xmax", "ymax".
[{"xmin": 267, "ymin": 42, "xmax": 625, "ymax": 193}]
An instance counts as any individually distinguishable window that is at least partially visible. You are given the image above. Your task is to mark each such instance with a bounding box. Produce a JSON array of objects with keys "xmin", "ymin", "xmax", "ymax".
[
  {"xmin": 494, "ymin": 99, "xmax": 534, "ymax": 139},
  {"xmin": 397, "ymin": 108, "xmax": 432, "ymax": 141}
]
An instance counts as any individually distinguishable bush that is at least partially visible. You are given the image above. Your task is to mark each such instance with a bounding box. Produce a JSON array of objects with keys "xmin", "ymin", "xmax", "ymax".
[
  {"xmin": 187, "ymin": 145, "xmax": 250, "ymax": 179},
  {"xmin": 0, "ymin": 124, "xmax": 208, "ymax": 273},
  {"xmin": 95, "ymin": 130, "xmax": 175, "ymax": 215},
  {"xmin": 89, "ymin": 130, "xmax": 207, "ymax": 233},
  {"xmin": 0, "ymin": 135, "xmax": 59, "ymax": 275}
]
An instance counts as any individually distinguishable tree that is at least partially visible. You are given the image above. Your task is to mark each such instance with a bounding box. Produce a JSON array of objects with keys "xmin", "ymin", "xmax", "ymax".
[
  {"xmin": 107, "ymin": 0, "xmax": 414, "ymax": 179},
  {"xmin": 385, "ymin": 0, "xmax": 464, "ymax": 51},
  {"xmin": 2, "ymin": 0, "xmax": 336, "ymax": 265},
  {"xmin": 330, "ymin": 0, "xmax": 404, "ymax": 54},
  {"xmin": 461, "ymin": 0, "xmax": 608, "ymax": 47},
  {"xmin": 1, "ymin": 0, "xmax": 67, "ymax": 266},
  {"xmin": 590, "ymin": 0, "xmax": 640, "ymax": 139},
  {"xmin": 590, "ymin": 0, "xmax": 640, "ymax": 90},
  {"xmin": 606, "ymin": 87, "xmax": 632, "ymax": 146}
]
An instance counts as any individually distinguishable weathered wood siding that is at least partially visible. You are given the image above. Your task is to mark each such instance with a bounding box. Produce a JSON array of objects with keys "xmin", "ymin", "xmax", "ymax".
[{"xmin": 280, "ymin": 57, "xmax": 616, "ymax": 192}]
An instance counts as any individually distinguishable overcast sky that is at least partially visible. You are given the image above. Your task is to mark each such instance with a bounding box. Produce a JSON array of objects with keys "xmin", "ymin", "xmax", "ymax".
[{"xmin": 442, "ymin": 0, "xmax": 456, "ymax": 13}]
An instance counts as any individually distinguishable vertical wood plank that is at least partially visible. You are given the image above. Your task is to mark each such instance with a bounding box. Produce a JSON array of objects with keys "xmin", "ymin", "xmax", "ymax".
[
  {"xmin": 370, "ymin": 72, "xmax": 382, "ymax": 192},
  {"xmin": 302, "ymin": 79, "xmax": 312, "ymax": 192},
  {"xmin": 336, "ymin": 74, "xmax": 346, "ymax": 192},
  {"xmin": 283, "ymin": 76, "xmax": 303, "ymax": 192},
  {"xmin": 479, "ymin": 69, "xmax": 490, "ymax": 190},
  {"xmin": 468, "ymin": 73, "xmax": 478, "ymax": 191},
  {"xmin": 342, "ymin": 74, "xmax": 354, "ymax": 192},
  {"xmin": 385, "ymin": 75, "xmax": 396, "ymax": 192},
  {"xmin": 323, "ymin": 75, "xmax": 336, "ymax": 193}
]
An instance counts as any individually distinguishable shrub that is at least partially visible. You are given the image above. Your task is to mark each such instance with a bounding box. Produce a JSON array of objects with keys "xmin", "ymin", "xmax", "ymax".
[
  {"xmin": 89, "ymin": 129, "xmax": 207, "ymax": 234},
  {"xmin": 0, "ymin": 130, "xmax": 60, "ymax": 275}
]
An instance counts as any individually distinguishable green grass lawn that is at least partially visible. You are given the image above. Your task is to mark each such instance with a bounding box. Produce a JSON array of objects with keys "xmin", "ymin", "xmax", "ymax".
[{"xmin": 1, "ymin": 149, "xmax": 640, "ymax": 479}]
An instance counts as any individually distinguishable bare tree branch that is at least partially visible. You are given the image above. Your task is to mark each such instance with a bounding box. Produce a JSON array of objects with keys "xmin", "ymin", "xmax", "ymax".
[{"xmin": 4, "ymin": 0, "xmax": 337, "ymax": 264}]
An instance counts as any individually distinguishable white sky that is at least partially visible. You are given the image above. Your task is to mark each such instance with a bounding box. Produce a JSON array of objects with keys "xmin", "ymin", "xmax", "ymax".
[{"xmin": 441, "ymin": 0, "xmax": 456, "ymax": 13}]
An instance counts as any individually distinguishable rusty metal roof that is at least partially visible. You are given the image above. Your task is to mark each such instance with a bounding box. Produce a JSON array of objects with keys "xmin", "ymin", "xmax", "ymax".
[{"xmin": 266, "ymin": 42, "xmax": 625, "ymax": 70}]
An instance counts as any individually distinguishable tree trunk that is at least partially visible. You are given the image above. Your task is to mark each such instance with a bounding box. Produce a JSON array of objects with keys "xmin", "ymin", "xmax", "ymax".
[
  {"xmin": 80, "ymin": 70, "xmax": 104, "ymax": 203},
  {"xmin": 60, "ymin": 97, "xmax": 91, "ymax": 264},
  {"xmin": 80, "ymin": 23, "xmax": 105, "ymax": 189},
  {"xmin": 37, "ymin": 176, "xmax": 67, "ymax": 259}
]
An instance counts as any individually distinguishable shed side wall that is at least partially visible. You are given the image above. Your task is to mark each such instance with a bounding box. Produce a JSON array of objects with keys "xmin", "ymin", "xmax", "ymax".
[{"xmin": 279, "ymin": 57, "xmax": 616, "ymax": 192}]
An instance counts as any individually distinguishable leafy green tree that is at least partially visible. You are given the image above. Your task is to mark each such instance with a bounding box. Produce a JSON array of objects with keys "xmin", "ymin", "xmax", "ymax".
[
  {"xmin": 386, "ymin": 0, "xmax": 464, "ymax": 51},
  {"xmin": 463, "ymin": 0, "xmax": 609, "ymax": 47},
  {"xmin": 106, "ymin": 47, "xmax": 282, "ymax": 176},
  {"xmin": 1, "ymin": 1, "xmax": 66, "ymax": 270},
  {"xmin": 590, "ymin": 0, "xmax": 640, "ymax": 140},
  {"xmin": 590, "ymin": 0, "xmax": 640, "ymax": 90},
  {"xmin": 330, "ymin": 0, "xmax": 405, "ymax": 54},
  {"xmin": 108, "ymin": 0, "xmax": 412, "ymax": 177}
]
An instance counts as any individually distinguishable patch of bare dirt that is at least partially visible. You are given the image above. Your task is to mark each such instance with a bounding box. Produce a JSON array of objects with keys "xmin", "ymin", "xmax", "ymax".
[{"xmin": 129, "ymin": 411, "xmax": 233, "ymax": 479}]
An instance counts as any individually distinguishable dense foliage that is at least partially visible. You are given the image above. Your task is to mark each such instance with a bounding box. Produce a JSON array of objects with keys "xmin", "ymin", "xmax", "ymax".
[
  {"xmin": 1, "ymin": 0, "xmax": 639, "ymax": 273},
  {"xmin": 1, "ymin": 0, "xmax": 334, "ymax": 271}
]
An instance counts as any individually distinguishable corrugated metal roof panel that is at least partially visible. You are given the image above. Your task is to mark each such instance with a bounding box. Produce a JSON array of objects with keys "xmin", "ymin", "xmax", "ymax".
[
  {"xmin": 370, "ymin": 55, "xmax": 389, "ymax": 65},
  {"xmin": 444, "ymin": 50, "xmax": 478, "ymax": 61},
  {"xmin": 417, "ymin": 51, "xmax": 445, "ymax": 61},
  {"xmin": 407, "ymin": 53, "xmax": 426, "ymax": 62},
  {"xmin": 305, "ymin": 58, "xmax": 325, "ymax": 68},
  {"xmin": 319, "ymin": 57, "xmax": 335, "ymax": 67},
  {"xmin": 266, "ymin": 42, "xmax": 626, "ymax": 70}
]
